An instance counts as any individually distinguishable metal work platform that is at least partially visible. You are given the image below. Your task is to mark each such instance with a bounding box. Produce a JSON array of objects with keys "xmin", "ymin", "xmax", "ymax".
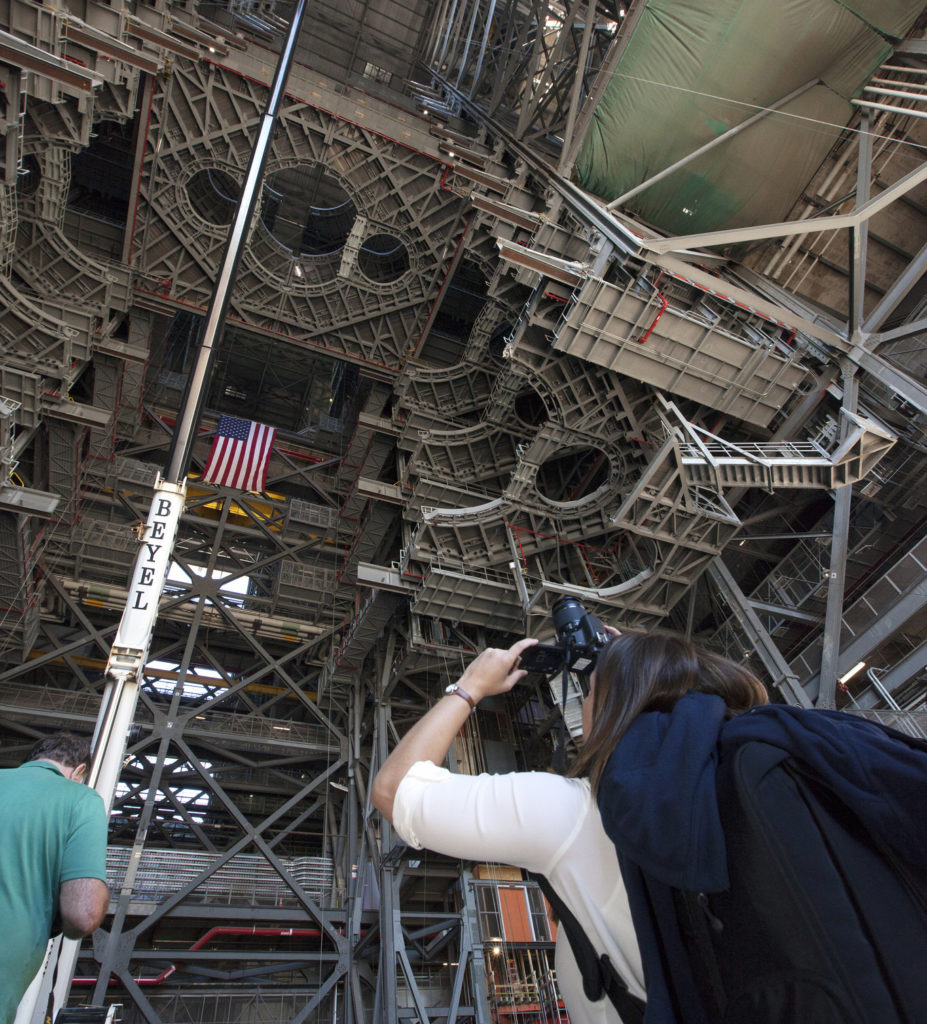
[
  {"xmin": 0, "ymin": 682, "xmax": 341, "ymax": 755},
  {"xmin": 409, "ymin": 564, "xmax": 524, "ymax": 630},
  {"xmin": 552, "ymin": 273, "xmax": 811, "ymax": 428},
  {"xmin": 678, "ymin": 411, "xmax": 897, "ymax": 490},
  {"xmin": 792, "ymin": 531, "xmax": 927, "ymax": 695},
  {"xmin": 106, "ymin": 847, "xmax": 335, "ymax": 907}
]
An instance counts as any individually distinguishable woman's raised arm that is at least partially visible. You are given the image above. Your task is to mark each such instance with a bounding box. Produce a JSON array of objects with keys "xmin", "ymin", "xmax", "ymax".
[{"xmin": 370, "ymin": 637, "xmax": 537, "ymax": 822}]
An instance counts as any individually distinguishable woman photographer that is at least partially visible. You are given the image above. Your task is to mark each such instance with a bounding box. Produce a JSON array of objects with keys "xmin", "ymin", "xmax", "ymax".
[{"xmin": 371, "ymin": 631, "xmax": 769, "ymax": 1023}]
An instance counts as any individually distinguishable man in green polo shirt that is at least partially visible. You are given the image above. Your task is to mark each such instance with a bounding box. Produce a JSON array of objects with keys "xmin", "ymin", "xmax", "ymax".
[{"xmin": 0, "ymin": 732, "xmax": 109, "ymax": 1024}]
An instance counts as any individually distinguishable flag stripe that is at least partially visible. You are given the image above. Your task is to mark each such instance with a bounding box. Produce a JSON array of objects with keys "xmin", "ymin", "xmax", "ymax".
[{"xmin": 202, "ymin": 416, "xmax": 276, "ymax": 492}]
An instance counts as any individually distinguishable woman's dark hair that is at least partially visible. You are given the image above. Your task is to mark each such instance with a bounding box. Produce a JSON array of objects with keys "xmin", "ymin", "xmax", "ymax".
[
  {"xmin": 570, "ymin": 631, "xmax": 768, "ymax": 796},
  {"xmin": 29, "ymin": 732, "xmax": 93, "ymax": 770}
]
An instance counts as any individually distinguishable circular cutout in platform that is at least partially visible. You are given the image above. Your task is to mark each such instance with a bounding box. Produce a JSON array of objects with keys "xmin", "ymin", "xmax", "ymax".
[
  {"xmin": 16, "ymin": 154, "xmax": 41, "ymax": 196},
  {"xmin": 514, "ymin": 388, "xmax": 546, "ymax": 427},
  {"xmin": 261, "ymin": 166, "xmax": 356, "ymax": 256},
  {"xmin": 186, "ymin": 167, "xmax": 240, "ymax": 225},
  {"xmin": 536, "ymin": 446, "xmax": 609, "ymax": 504},
  {"xmin": 358, "ymin": 234, "xmax": 409, "ymax": 283}
]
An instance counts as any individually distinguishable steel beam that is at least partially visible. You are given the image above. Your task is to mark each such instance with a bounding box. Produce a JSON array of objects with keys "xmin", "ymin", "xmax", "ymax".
[
  {"xmin": 748, "ymin": 601, "xmax": 820, "ymax": 624},
  {"xmin": 424, "ymin": 0, "xmax": 456, "ymax": 68},
  {"xmin": 651, "ymin": 254, "xmax": 846, "ymax": 349},
  {"xmin": 488, "ymin": 4, "xmax": 535, "ymax": 115},
  {"xmin": 606, "ymin": 78, "xmax": 818, "ymax": 210},
  {"xmin": 854, "ymin": 638, "xmax": 927, "ymax": 709},
  {"xmin": 459, "ymin": 869, "xmax": 492, "ymax": 1022},
  {"xmin": 643, "ymin": 159, "xmax": 927, "ymax": 254},
  {"xmin": 93, "ymin": 592, "xmax": 216, "ymax": 1002},
  {"xmin": 852, "ymin": 346, "xmax": 927, "ymax": 416},
  {"xmin": 374, "ymin": 701, "xmax": 400, "ymax": 1022},
  {"xmin": 563, "ymin": 1, "xmax": 646, "ymax": 169},
  {"xmin": 0, "ymin": 29, "xmax": 104, "ymax": 93},
  {"xmin": 870, "ymin": 315, "xmax": 927, "ymax": 345},
  {"xmin": 436, "ymin": 73, "xmax": 642, "ymax": 255},
  {"xmin": 801, "ymin": 579, "xmax": 927, "ymax": 702},
  {"xmin": 164, "ymin": 0, "xmax": 308, "ymax": 482},
  {"xmin": 862, "ymin": 237, "xmax": 927, "ymax": 333},
  {"xmin": 708, "ymin": 558, "xmax": 812, "ymax": 707},
  {"xmin": 851, "ymin": 98, "xmax": 927, "ymax": 119},
  {"xmin": 468, "ymin": 0, "xmax": 498, "ymax": 98},
  {"xmin": 515, "ymin": 3, "xmax": 575, "ymax": 138},
  {"xmin": 453, "ymin": 0, "xmax": 483, "ymax": 90},
  {"xmin": 513, "ymin": 9, "xmax": 547, "ymax": 137},
  {"xmin": 848, "ymin": 111, "xmax": 872, "ymax": 342},
  {"xmin": 816, "ymin": 398, "xmax": 857, "ymax": 708},
  {"xmin": 558, "ymin": 0, "xmax": 596, "ymax": 174},
  {"xmin": 62, "ymin": 21, "xmax": 162, "ymax": 74}
]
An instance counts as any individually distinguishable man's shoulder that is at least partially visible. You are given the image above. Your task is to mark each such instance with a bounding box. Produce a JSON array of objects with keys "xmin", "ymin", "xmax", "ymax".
[
  {"xmin": 0, "ymin": 761, "xmax": 57, "ymax": 793},
  {"xmin": 68, "ymin": 782, "xmax": 105, "ymax": 814},
  {"xmin": 6, "ymin": 763, "xmax": 104, "ymax": 808}
]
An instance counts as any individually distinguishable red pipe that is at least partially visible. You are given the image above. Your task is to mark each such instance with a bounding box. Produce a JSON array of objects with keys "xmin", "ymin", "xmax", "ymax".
[
  {"xmin": 637, "ymin": 290, "xmax": 668, "ymax": 344},
  {"xmin": 567, "ymin": 450, "xmax": 606, "ymax": 502},
  {"xmin": 638, "ymin": 293, "xmax": 668, "ymax": 344},
  {"xmin": 72, "ymin": 926, "xmax": 328, "ymax": 987},
  {"xmin": 509, "ymin": 523, "xmax": 613, "ymax": 557}
]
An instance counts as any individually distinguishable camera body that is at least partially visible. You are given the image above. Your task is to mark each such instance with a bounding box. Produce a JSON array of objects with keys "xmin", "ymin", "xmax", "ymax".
[{"xmin": 520, "ymin": 595, "xmax": 610, "ymax": 677}]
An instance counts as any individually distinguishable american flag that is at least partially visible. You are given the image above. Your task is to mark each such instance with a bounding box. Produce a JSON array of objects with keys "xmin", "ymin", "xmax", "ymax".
[{"xmin": 202, "ymin": 415, "xmax": 276, "ymax": 492}]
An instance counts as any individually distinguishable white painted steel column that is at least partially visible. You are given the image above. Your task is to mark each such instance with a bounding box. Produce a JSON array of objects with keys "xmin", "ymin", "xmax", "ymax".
[
  {"xmin": 19, "ymin": 477, "xmax": 186, "ymax": 1024},
  {"xmin": 90, "ymin": 477, "xmax": 186, "ymax": 802},
  {"xmin": 18, "ymin": 0, "xmax": 311, "ymax": 1012}
]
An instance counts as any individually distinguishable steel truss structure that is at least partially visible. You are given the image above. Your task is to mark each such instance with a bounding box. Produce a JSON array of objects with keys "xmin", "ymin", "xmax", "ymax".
[{"xmin": 0, "ymin": 0, "xmax": 925, "ymax": 1022}]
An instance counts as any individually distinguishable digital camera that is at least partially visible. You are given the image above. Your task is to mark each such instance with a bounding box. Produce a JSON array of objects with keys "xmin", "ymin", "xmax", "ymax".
[{"xmin": 519, "ymin": 595, "xmax": 610, "ymax": 677}]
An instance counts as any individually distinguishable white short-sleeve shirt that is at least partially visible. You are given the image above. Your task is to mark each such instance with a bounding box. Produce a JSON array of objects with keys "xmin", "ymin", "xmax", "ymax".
[{"xmin": 392, "ymin": 761, "xmax": 645, "ymax": 1023}]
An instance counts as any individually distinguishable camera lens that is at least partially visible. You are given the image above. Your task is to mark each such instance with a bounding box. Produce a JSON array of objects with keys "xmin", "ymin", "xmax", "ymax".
[{"xmin": 552, "ymin": 596, "xmax": 586, "ymax": 634}]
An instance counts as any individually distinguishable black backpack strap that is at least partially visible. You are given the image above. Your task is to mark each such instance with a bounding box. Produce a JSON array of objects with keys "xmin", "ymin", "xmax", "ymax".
[{"xmin": 532, "ymin": 873, "xmax": 645, "ymax": 1023}]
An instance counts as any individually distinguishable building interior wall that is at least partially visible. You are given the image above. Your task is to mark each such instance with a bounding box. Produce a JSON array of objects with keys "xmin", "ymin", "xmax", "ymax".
[{"xmin": 0, "ymin": 0, "xmax": 925, "ymax": 1021}]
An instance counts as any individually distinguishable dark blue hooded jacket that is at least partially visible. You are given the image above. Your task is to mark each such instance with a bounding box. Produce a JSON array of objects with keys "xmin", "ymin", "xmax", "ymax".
[{"xmin": 597, "ymin": 693, "xmax": 927, "ymax": 1023}]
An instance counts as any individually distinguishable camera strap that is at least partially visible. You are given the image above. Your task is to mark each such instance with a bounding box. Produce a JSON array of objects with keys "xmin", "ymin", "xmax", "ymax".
[
  {"xmin": 531, "ymin": 873, "xmax": 645, "ymax": 1023},
  {"xmin": 548, "ymin": 664, "xmax": 573, "ymax": 774}
]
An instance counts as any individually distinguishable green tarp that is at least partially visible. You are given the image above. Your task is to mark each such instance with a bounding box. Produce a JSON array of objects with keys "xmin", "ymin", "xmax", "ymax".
[{"xmin": 575, "ymin": 0, "xmax": 925, "ymax": 236}]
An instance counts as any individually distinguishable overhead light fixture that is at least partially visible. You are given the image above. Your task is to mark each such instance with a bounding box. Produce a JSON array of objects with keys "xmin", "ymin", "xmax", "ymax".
[
  {"xmin": 293, "ymin": 263, "xmax": 303, "ymax": 278},
  {"xmin": 838, "ymin": 661, "xmax": 866, "ymax": 684}
]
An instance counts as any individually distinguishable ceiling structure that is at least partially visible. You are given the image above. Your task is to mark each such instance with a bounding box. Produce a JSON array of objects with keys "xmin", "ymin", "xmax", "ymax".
[{"xmin": 0, "ymin": 0, "xmax": 926, "ymax": 1020}]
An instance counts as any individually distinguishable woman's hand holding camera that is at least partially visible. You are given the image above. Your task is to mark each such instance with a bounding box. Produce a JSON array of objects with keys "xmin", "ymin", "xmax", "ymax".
[
  {"xmin": 372, "ymin": 636, "xmax": 538, "ymax": 821},
  {"xmin": 457, "ymin": 638, "xmax": 539, "ymax": 704}
]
